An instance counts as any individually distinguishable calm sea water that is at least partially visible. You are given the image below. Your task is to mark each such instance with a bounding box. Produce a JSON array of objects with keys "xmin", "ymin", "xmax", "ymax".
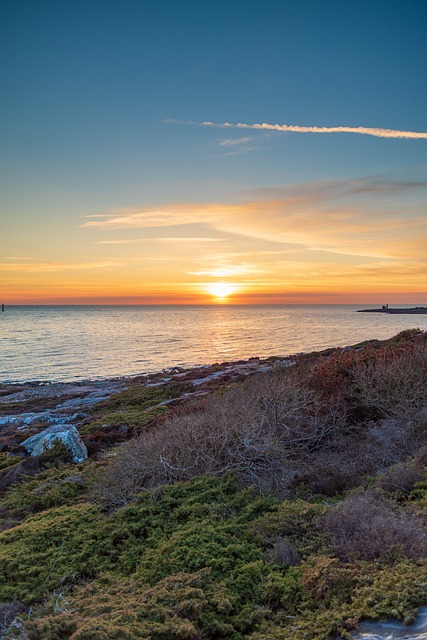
[{"xmin": 1, "ymin": 304, "xmax": 427, "ymax": 383}]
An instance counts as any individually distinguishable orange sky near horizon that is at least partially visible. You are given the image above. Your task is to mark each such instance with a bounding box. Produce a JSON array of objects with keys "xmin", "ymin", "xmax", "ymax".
[{"xmin": 2, "ymin": 178, "xmax": 427, "ymax": 305}]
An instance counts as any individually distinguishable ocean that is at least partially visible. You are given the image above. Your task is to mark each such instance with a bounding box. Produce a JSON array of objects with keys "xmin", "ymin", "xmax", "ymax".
[{"xmin": 1, "ymin": 304, "xmax": 427, "ymax": 383}]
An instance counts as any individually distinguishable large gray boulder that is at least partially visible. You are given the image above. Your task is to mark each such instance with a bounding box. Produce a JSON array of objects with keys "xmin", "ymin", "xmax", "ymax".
[{"xmin": 21, "ymin": 424, "xmax": 88, "ymax": 463}]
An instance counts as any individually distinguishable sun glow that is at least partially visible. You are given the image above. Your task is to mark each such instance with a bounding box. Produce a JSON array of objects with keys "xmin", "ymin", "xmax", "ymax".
[{"xmin": 206, "ymin": 282, "xmax": 237, "ymax": 300}]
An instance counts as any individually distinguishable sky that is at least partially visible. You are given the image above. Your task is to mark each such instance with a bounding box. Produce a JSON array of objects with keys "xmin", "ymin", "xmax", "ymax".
[{"xmin": 1, "ymin": 0, "xmax": 426, "ymax": 304}]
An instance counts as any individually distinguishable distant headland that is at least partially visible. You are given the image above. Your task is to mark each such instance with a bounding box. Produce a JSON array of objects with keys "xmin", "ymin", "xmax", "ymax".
[{"xmin": 357, "ymin": 304, "xmax": 427, "ymax": 314}]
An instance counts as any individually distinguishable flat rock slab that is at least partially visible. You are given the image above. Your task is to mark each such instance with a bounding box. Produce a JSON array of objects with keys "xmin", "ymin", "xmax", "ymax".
[
  {"xmin": 0, "ymin": 381, "xmax": 123, "ymax": 405},
  {"xmin": 353, "ymin": 607, "xmax": 427, "ymax": 639},
  {"xmin": 21, "ymin": 424, "xmax": 88, "ymax": 463}
]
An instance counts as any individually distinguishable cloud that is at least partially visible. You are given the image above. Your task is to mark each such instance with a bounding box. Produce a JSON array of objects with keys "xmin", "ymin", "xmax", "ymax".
[
  {"xmin": 189, "ymin": 263, "xmax": 266, "ymax": 277},
  {"xmin": 0, "ymin": 260, "xmax": 117, "ymax": 272},
  {"xmin": 200, "ymin": 120, "xmax": 427, "ymax": 139},
  {"xmin": 218, "ymin": 137, "xmax": 253, "ymax": 146},
  {"xmin": 79, "ymin": 176, "xmax": 427, "ymax": 277},
  {"xmin": 217, "ymin": 136, "xmax": 256, "ymax": 156},
  {"xmin": 81, "ymin": 210, "xmax": 194, "ymax": 229},
  {"xmin": 80, "ymin": 206, "xmax": 230, "ymax": 230},
  {"xmin": 3, "ymin": 256, "xmax": 33, "ymax": 260},
  {"xmin": 245, "ymin": 177, "xmax": 427, "ymax": 200},
  {"xmin": 96, "ymin": 237, "xmax": 222, "ymax": 245}
]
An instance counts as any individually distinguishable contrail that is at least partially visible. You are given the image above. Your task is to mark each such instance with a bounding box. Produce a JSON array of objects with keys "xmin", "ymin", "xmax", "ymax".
[{"xmin": 198, "ymin": 120, "xmax": 427, "ymax": 139}]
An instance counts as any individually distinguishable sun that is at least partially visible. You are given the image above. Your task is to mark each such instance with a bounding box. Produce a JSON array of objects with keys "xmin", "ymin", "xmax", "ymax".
[{"xmin": 206, "ymin": 282, "xmax": 237, "ymax": 300}]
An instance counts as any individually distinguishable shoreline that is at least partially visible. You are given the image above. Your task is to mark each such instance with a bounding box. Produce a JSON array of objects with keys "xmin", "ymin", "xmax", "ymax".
[
  {"xmin": 1, "ymin": 327, "xmax": 424, "ymax": 394},
  {"xmin": 4, "ymin": 305, "xmax": 427, "ymax": 384},
  {"xmin": 0, "ymin": 354, "xmax": 295, "ymax": 416},
  {"xmin": 1, "ymin": 330, "xmax": 424, "ymax": 463},
  {"xmin": 0, "ymin": 329, "xmax": 422, "ymax": 438}
]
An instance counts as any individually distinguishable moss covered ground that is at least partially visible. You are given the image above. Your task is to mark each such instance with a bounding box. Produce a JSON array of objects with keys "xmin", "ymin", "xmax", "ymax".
[
  {"xmin": 0, "ymin": 331, "xmax": 426, "ymax": 639},
  {"xmin": 1, "ymin": 473, "xmax": 426, "ymax": 639}
]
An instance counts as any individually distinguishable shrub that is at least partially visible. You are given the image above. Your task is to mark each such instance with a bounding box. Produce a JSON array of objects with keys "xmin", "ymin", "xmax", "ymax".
[
  {"xmin": 0, "ymin": 454, "xmax": 22, "ymax": 471},
  {"xmin": 254, "ymin": 499, "xmax": 328, "ymax": 557},
  {"xmin": 350, "ymin": 559, "xmax": 427, "ymax": 624},
  {"xmin": 320, "ymin": 492, "xmax": 427, "ymax": 561},
  {"xmin": 0, "ymin": 456, "xmax": 59, "ymax": 492},
  {"xmin": 349, "ymin": 340, "xmax": 427, "ymax": 422},
  {"xmin": 264, "ymin": 537, "xmax": 301, "ymax": 567},
  {"xmin": 0, "ymin": 503, "xmax": 102, "ymax": 602},
  {"xmin": 2, "ymin": 461, "xmax": 100, "ymax": 518},
  {"xmin": 22, "ymin": 571, "xmax": 210, "ymax": 640},
  {"xmin": 377, "ymin": 461, "xmax": 425, "ymax": 498},
  {"xmin": 95, "ymin": 368, "xmax": 345, "ymax": 507},
  {"xmin": 298, "ymin": 434, "xmax": 374, "ymax": 496},
  {"xmin": 2, "ymin": 474, "xmax": 427, "ymax": 640},
  {"xmin": 0, "ymin": 601, "xmax": 26, "ymax": 636}
]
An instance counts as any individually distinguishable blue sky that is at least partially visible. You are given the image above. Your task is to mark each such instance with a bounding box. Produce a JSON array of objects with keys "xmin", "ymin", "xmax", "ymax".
[{"xmin": 1, "ymin": 0, "xmax": 426, "ymax": 303}]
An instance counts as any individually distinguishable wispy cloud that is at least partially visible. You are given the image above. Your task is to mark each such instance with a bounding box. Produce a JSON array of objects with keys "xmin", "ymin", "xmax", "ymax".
[
  {"xmin": 81, "ymin": 210, "xmax": 194, "ymax": 229},
  {"xmin": 81, "ymin": 206, "xmax": 230, "ymax": 230},
  {"xmin": 3, "ymin": 256, "xmax": 33, "ymax": 260},
  {"xmin": 96, "ymin": 237, "xmax": 222, "ymax": 245},
  {"xmin": 245, "ymin": 177, "xmax": 427, "ymax": 200},
  {"xmin": 189, "ymin": 263, "xmax": 266, "ymax": 277},
  {"xmin": 196, "ymin": 120, "xmax": 427, "ymax": 139},
  {"xmin": 0, "ymin": 260, "xmax": 117, "ymax": 272},
  {"xmin": 218, "ymin": 137, "xmax": 253, "ymax": 147}
]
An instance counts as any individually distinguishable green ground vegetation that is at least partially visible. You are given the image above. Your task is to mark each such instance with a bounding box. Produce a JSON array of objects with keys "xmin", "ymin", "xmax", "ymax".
[
  {"xmin": 1, "ymin": 331, "xmax": 427, "ymax": 639},
  {"xmin": 80, "ymin": 382, "xmax": 186, "ymax": 435},
  {"xmin": 1, "ymin": 459, "xmax": 105, "ymax": 519},
  {"xmin": 1, "ymin": 474, "xmax": 426, "ymax": 639},
  {"xmin": 0, "ymin": 453, "xmax": 22, "ymax": 470}
]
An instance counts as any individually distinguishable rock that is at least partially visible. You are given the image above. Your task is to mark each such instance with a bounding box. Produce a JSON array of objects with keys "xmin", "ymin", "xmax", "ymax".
[
  {"xmin": 351, "ymin": 606, "xmax": 427, "ymax": 639},
  {"xmin": 21, "ymin": 424, "xmax": 88, "ymax": 463}
]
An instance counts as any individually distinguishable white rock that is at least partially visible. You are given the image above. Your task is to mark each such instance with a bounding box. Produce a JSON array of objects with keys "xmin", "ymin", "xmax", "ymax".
[{"xmin": 21, "ymin": 424, "xmax": 88, "ymax": 463}]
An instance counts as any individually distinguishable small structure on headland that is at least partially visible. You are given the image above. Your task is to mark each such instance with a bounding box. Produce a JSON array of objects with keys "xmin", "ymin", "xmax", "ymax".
[{"xmin": 357, "ymin": 304, "xmax": 427, "ymax": 314}]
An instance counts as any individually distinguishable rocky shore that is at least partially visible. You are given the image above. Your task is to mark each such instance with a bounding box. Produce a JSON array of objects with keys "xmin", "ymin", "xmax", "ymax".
[{"xmin": 0, "ymin": 355, "xmax": 293, "ymax": 466}]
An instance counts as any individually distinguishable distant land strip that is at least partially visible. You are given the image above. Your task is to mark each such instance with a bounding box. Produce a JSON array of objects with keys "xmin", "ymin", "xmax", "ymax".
[{"xmin": 357, "ymin": 306, "xmax": 427, "ymax": 314}]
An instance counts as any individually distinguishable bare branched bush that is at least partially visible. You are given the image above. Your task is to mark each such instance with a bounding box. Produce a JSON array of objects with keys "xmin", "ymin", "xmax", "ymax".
[
  {"xmin": 0, "ymin": 601, "xmax": 26, "ymax": 636},
  {"xmin": 414, "ymin": 445, "xmax": 427, "ymax": 467},
  {"xmin": 321, "ymin": 492, "xmax": 427, "ymax": 561},
  {"xmin": 350, "ymin": 342, "xmax": 427, "ymax": 421},
  {"xmin": 252, "ymin": 369, "xmax": 346, "ymax": 456},
  {"xmin": 365, "ymin": 408, "xmax": 427, "ymax": 469},
  {"xmin": 94, "ymin": 337, "xmax": 427, "ymax": 508},
  {"xmin": 299, "ymin": 434, "xmax": 375, "ymax": 495},
  {"xmin": 377, "ymin": 461, "xmax": 425, "ymax": 497},
  {"xmin": 265, "ymin": 536, "xmax": 301, "ymax": 567},
  {"xmin": 95, "ymin": 368, "xmax": 347, "ymax": 507}
]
